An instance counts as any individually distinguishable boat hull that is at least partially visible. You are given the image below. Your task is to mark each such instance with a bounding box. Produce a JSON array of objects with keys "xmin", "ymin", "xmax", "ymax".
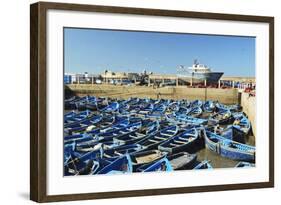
[
  {"xmin": 178, "ymin": 72, "xmax": 224, "ymax": 83},
  {"xmin": 204, "ymin": 131, "xmax": 255, "ymax": 162}
]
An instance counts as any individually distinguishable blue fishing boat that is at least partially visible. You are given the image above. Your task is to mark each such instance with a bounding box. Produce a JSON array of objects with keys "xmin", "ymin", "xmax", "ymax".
[
  {"xmin": 179, "ymin": 99, "xmax": 191, "ymax": 108},
  {"xmin": 130, "ymin": 150, "xmax": 167, "ymax": 171},
  {"xmin": 97, "ymin": 154, "xmax": 133, "ymax": 174},
  {"xmin": 64, "ymin": 110, "xmax": 77, "ymax": 120},
  {"xmin": 187, "ymin": 106, "xmax": 203, "ymax": 117},
  {"xmin": 203, "ymin": 101, "xmax": 216, "ymax": 113},
  {"xmin": 64, "ymin": 114, "xmax": 103, "ymax": 134},
  {"xmin": 99, "ymin": 102, "xmax": 119, "ymax": 113},
  {"xmin": 158, "ymin": 128, "xmax": 199, "ymax": 153},
  {"xmin": 233, "ymin": 112, "xmax": 251, "ymax": 135},
  {"xmin": 228, "ymin": 104, "xmax": 242, "ymax": 112},
  {"xmin": 204, "ymin": 130, "xmax": 255, "ymax": 162},
  {"xmin": 215, "ymin": 102, "xmax": 229, "ymax": 112},
  {"xmin": 76, "ymin": 96, "xmax": 97, "ymax": 111},
  {"xmin": 64, "ymin": 110, "xmax": 92, "ymax": 124},
  {"xmin": 64, "ymin": 142, "xmax": 76, "ymax": 162},
  {"xmin": 166, "ymin": 101, "xmax": 180, "ymax": 113},
  {"xmin": 168, "ymin": 114, "xmax": 208, "ymax": 125},
  {"xmin": 167, "ymin": 152, "xmax": 197, "ymax": 170},
  {"xmin": 149, "ymin": 103, "xmax": 167, "ymax": 118},
  {"xmin": 64, "ymin": 133, "xmax": 94, "ymax": 145},
  {"xmin": 113, "ymin": 120, "xmax": 159, "ymax": 145},
  {"xmin": 175, "ymin": 106, "xmax": 189, "ymax": 115},
  {"xmin": 64, "ymin": 145, "xmax": 103, "ymax": 175},
  {"xmin": 75, "ymin": 120, "xmax": 140, "ymax": 147},
  {"xmin": 85, "ymin": 115, "xmax": 121, "ymax": 134},
  {"xmin": 138, "ymin": 103, "xmax": 154, "ymax": 115},
  {"xmin": 193, "ymin": 160, "xmax": 213, "ymax": 169},
  {"xmin": 103, "ymin": 144, "xmax": 145, "ymax": 159},
  {"xmin": 93, "ymin": 121, "xmax": 142, "ymax": 141},
  {"xmin": 64, "ymin": 96, "xmax": 83, "ymax": 110},
  {"xmin": 65, "ymin": 158, "xmax": 100, "ymax": 176},
  {"xmin": 76, "ymin": 140, "xmax": 121, "ymax": 152},
  {"xmin": 137, "ymin": 125, "xmax": 178, "ymax": 150},
  {"xmin": 209, "ymin": 109, "xmax": 233, "ymax": 125},
  {"xmin": 190, "ymin": 100, "xmax": 203, "ymax": 108},
  {"xmin": 221, "ymin": 125, "xmax": 246, "ymax": 144},
  {"xmin": 137, "ymin": 157, "xmax": 173, "ymax": 172}
]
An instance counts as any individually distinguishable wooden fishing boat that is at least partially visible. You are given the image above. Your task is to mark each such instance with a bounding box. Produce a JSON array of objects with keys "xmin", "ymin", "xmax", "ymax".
[
  {"xmin": 97, "ymin": 154, "xmax": 133, "ymax": 174},
  {"xmin": 64, "ymin": 110, "xmax": 92, "ymax": 124},
  {"xmin": 64, "ymin": 114, "xmax": 114, "ymax": 135},
  {"xmin": 179, "ymin": 99, "xmax": 191, "ymax": 108},
  {"xmin": 187, "ymin": 106, "xmax": 203, "ymax": 117},
  {"xmin": 129, "ymin": 150, "xmax": 167, "ymax": 171},
  {"xmin": 215, "ymin": 102, "xmax": 229, "ymax": 112},
  {"xmin": 209, "ymin": 109, "xmax": 233, "ymax": 125},
  {"xmin": 228, "ymin": 104, "xmax": 242, "ymax": 112},
  {"xmin": 102, "ymin": 144, "xmax": 145, "ymax": 159},
  {"xmin": 64, "ymin": 116, "xmax": 128, "ymax": 143},
  {"xmin": 158, "ymin": 128, "xmax": 199, "ymax": 153},
  {"xmin": 64, "ymin": 96, "xmax": 84, "ymax": 110},
  {"xmin": 64, "ymin": 142, "xmax": 76, "ymax": 163},
  {"xmin": 167, "ymin": 152, "xmax": 197, "ymax": 170},
  {"xmin": 64, "ymin": 158, "xmax": 100, "ymax": 176},
  {"xmin": 99, "ymin": 102, "xmax": 119, "ymax": 113},
  {"xmin": 215, "ymin": 102, "xmax": 241, "ymax": 113},
  {"xmin": 203, "ymin": 100, "xmax": 216, "ymax": 113},
  {"xmin": 166, "ymin": 101, "xmax": 180, "ymax": 113},
  {"xmin": 138, "ymin": 103, "xmax": 154, "ymax": 115},
  {"xmin": 235, "ymin": 161, "xmax": 255, "ymax": 168},
  {"xmin": 64, "ymin": 110, "xmax": 77, "ymax": 120},
  {"xmin": 64, "ymin": 145, "xmax": 103, "ymax": 175},
  {"xmin": 76, "ymin": 96, "xmax": 97, "ymax": 111},
  {"xmin": 64, "ymin": 133, "xmax": 94, "ymax": 145},
  {"xmin": 190, "ymin": 100, "xmax": 203, "ymax": 108},
  {"xmin": 193, "ymin": 160, "xmax": 213, "ymax": 169},
  {"xmin": 76, "ymin": 140, "xmax": 121, "ymax": 152},
  {"xmin": 93, "ymin": 121, "xmax": 142, "ymax": 141},
  {"xmin": 168, "ymin": 114, "xmax": 208, "ymax": 125},
  {"xmin": 149, "ymin": 103, "xmax": 167, "ymax": 118},
  {"xmin": 204, "ymin": 130, "xmax": 255, "ymax": 162},
  {"xmin": 221, "ymin": 125, "xmax": 246, "ymax": 144},
  {"xmin": 175, "ymin": 106, "xmax": 189, "ymax": 115},
  {"xmin": 64, "ymin": 114, "xmax": 103, "ymax": 134},
  {"xmin": 232, "ymin": 112, "xmax": 251, "ymax": 135},
  {"xmin": 113, "ymin": 120, "xmax": 159, "ymax": 145},
  {"xmin": 75, "ymin": 120, "xmax": 141, "ymax": 147},
  {"xmin": 85, "ymin": 115, "xmax": 123, "ymax": 134},
  {"xmin": 137, "ymin": 125, "xmax": 178, "ymax": 150},
  {"xmin": 137, "ymin": 157, "xmax": 173, "ymax": 172}
]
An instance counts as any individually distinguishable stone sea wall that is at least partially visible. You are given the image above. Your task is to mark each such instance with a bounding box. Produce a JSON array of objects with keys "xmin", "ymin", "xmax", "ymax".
[{"xmin": 66, "ymin": 84, "xmax": 239, "ymax": 104}]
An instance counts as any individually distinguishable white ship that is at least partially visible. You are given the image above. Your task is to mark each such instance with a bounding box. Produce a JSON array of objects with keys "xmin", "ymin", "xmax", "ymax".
[{"xmin": 177, "ymin": 60, "xmax": 224, "ymax": 83}]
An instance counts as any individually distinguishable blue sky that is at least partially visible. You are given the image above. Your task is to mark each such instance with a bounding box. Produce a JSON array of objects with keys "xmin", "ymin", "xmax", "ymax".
[{"xmin": 64, "ymin": 28, "xmax": 255, "ymax": 77}]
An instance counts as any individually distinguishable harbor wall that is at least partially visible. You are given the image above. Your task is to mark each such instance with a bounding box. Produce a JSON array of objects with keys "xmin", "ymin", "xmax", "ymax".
[
  {"xmin": 241, "ymin": 92, "xmax": 256, "ymax": 136},
  {"xmin": 65, "ymin": 84, "xmax": 239, "ymax": 104}
]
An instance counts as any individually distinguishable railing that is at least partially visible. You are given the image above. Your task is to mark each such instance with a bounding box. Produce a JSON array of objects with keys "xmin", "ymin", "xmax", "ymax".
[{"xmin": 65, "ymin": 76, "xmax": 255, "ymax": 90}]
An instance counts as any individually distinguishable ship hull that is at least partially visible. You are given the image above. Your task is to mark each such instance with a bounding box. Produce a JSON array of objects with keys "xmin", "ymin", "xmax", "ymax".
[{"xmin": 178, "ymin": 72, "xmax": 223, "ymax": 83}]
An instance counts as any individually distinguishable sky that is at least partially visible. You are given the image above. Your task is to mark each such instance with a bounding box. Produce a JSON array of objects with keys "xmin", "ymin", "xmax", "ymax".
[{"xmin": 64, "ymin": 28, "xmax": 255, "ymax": 77}]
